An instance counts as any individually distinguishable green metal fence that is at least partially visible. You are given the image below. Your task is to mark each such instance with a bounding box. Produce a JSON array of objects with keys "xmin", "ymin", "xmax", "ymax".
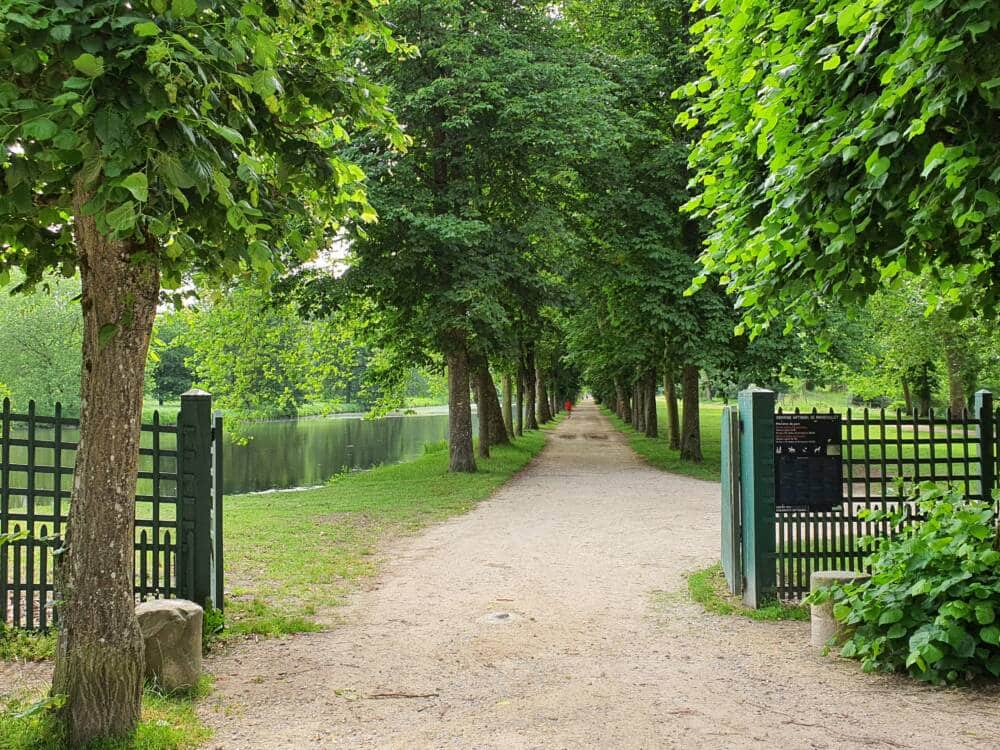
[
  {"xmin": 2, "ymin": 390, "xmax": 223, "ymax": 630},
  {"xmin": 726, "ymin": 389, "xmax": 998, "ymax": 605}
]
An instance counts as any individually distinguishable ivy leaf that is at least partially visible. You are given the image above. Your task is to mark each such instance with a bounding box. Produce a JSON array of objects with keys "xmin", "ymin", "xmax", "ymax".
[
  {"xmin": 73, "ymin": 53, "xmax": 105, "ymax": 78},
  {"xmin": 120, "ymin": 173, "xmax": 149, "ymax": 202},
  {"xmin": 981, "ymin": 625, "xmax": 1000, "ymax": 645}
]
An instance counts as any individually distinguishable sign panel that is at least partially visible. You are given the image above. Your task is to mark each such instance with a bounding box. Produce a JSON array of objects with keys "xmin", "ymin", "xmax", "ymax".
[{"xmin": 774, "ymin": 413, "xmax": 843, "ymax": 511}]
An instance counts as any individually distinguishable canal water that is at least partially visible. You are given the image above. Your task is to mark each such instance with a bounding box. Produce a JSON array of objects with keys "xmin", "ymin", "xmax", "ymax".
[{"xmin": 223, "ymin": 410, "xmax": 477, "ymax": 494}]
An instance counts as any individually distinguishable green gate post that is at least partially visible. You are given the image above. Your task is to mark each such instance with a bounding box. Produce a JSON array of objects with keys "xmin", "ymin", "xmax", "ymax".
[
  {"xmin": 975, "ymin": 390, "xmax": 994, "ymax": 504},
  {"xmin": 176, "ymin": 389, "xmax": 214, "ymax": 608},
  {"xmin": 738, "ymin": 388, "xmax": 777, "ymax": 607}
]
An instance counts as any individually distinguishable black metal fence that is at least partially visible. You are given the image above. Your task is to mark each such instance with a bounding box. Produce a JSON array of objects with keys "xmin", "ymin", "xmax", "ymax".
[
  {"xmin": 774, "ymin": 392, "xmax": 995, "ymax": 600},
  {"xmin": 2, "ymin": 390, "xmax": 222, "ymax": 630}
]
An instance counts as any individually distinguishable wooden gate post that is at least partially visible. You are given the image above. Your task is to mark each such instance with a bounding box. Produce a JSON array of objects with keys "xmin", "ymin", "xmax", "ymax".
[
  {"xmin": 738, "ymin": 388, "xmax": 777, "ymax": 607},
  {"xmin": 975, "ymin": 390, "xmax": 994, "ymax": 504},
  {"xmin": 176, "ymin": 389, "xmax": 215, "ymax": 608}
]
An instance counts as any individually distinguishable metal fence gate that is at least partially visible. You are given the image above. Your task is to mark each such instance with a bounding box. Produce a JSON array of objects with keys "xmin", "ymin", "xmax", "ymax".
[
  {"xmin": 722, "ymin": 388, "xmax": 998, "ymax": 606},
  {"xmin": 2, "ymin": 389, "xmax": 223, "ymax": 630}
]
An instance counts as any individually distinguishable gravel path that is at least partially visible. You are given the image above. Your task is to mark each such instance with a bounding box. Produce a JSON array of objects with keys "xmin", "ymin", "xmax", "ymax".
[{"xmin": 196, "ymin": 401, "xmax": 995, "ymax": 747}]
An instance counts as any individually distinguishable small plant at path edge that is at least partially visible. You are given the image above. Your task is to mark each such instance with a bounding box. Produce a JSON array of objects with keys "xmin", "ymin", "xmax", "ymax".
[{"xmin": 809, "ymin": 483, "xmax": 1000, "ymax": 684}]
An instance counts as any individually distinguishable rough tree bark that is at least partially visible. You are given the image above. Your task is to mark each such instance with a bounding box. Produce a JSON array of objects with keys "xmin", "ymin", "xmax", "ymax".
[
  {"xmin": 665, "ymin": 373, "xmax": 680, "ymax": 450},
  {"xmin": 501, "ymin": 374, "xmax": 513, "ymax": 438},
  {"xmin": 473, "ymin": 362, "xmax": 491, "ymax": 459},
  {"xmin": 615, "ymin": 379, "xmax": 631, "ymax": 423},
  {"xmin": 485, "ymin": 371, "xmax": 509, "ymax": 446},
  {"xmin": 524, "ymin": 347, "xmax": 538, "ymax": 430},
  {"xmin": 515, "ymin": 362, "xmax": 525, "ymax": 436},
  {"xmin": 634, "ymin": 383, "xmax": 645, "ymax": 433},
  {"xmin": 680, "ymin": 364, "xmax": 703, "ymax": 462},
  {"xmin": 52, "ymin": 187, "xmax": 159, "ymax": 746},
  {"xmin": 446, "ymin": 343, "xmax": 476, "ymax": 472},
  {"xmin": 536, "ymin": 367, "xmax": 553, "ymax": 424},
  {"xmin": 644, "ymin": 370, "xmax": 658, "ymax": 438}
]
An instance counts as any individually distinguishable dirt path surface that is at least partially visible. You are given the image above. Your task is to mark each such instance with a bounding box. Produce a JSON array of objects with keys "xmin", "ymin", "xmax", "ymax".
[{"xmin": 203, "ymin": 402, "xmax": 1000, "ymax": 749}]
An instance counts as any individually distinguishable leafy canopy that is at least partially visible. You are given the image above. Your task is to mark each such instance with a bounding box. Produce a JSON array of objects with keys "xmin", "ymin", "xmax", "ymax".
[
  {"xmin": 678, "ymin": 0, "xmax": 999, "ymax": 331},
  {"xmin": 0, "ymin": 0, "xmax": 406, "ymax": 291}
]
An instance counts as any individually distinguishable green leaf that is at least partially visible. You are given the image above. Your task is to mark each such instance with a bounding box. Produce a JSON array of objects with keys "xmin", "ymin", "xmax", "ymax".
[
  {"xmin": 878, "ymin": 608, "xmax": 904, "ymax": 625},
  {"xmin": 120, "ymin": 173, "xmax": 149, "ymax": 202},
  {"xmin": 106, "ymin": 201, "xmax": 137, "ymax": 233},
  {"xmin": 172, "ymin": 0, "xmax": 197, "ymax": 17},
  {"xmin": 980, "ymin": 625, "xmax": 1000, "ymax": 645},
  {"xmin": 73, "ymin": 53, "xmax": 105, "ymax": 78},
  {"xmin": 822, "ymin": 54, "xmax": 841, "ymax": 71},
  {"xmin": 50, "ymin": 24, "xmax": 73, "ymax": 41},
  {"xmin": 22, "ymin": 119, "xmax": 59, "ymax": 141},
  {"xmin": 134, "ymin": 21, "xmax": 160, "ymax": 37},
  {"xmin": 975, "ymin": 604, "xmax": 995, "ymax": 625}
]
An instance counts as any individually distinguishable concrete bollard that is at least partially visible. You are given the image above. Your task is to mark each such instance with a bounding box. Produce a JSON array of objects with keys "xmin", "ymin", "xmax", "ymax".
[
  {"xmin": 810, "ymin": 570, "xmax": 870, "ymax": 649},
  {"xmin": 136, "ymin": 599, "xmax": 204, "ymax": 691}
]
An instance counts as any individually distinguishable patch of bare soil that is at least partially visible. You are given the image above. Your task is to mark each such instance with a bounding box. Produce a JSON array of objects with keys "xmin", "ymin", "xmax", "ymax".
[{"xmin": 201, "ymin": 402, "xmax": 1000, "ymax": 749}]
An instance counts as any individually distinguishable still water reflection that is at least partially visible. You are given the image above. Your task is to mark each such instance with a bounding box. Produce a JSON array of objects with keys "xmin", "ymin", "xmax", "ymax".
[{"xmin": 223, "ymin": 411, "xmax": 477, "ymax": 495}]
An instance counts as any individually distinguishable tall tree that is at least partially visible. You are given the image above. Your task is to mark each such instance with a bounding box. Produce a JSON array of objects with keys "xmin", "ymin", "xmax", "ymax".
[{"xmin": 0, "ymin": 1, "xmax": 401, "ymax": 742}]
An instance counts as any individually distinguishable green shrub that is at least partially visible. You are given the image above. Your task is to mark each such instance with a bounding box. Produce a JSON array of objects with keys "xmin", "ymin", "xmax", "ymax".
[{"xmin": 809, "ymin": 483, "xmax": 1000, "ymax": 684}]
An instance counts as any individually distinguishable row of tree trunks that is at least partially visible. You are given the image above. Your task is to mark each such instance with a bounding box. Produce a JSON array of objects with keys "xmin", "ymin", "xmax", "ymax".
[
  {"xmin": 485, "ymin": 371, "xmax": 509, "ymax": 446},
  {"xmin": 524, "ymin": 347, "xmax": 538, "ymax": 431},
  {"xmin": 536, "ymin": 367, "xmax": 553, "ymax": 424},
  {"xmin": 665, "ymin": 373, "xmax": 680, "ymax": 450},
  {"xmin": 615, "ymin": 378, "xmax": 631, "ymax": 423},
  {"xmin": 501, "ymin": 374, "xmax": 514, "ymax": 437},
  {"xmin": 643, "ymin": 370, "xmax": 657, "ymax": 438},
  {"xmin": 516, "ymin": 359, "xmax": 526, "ymax": 436}
]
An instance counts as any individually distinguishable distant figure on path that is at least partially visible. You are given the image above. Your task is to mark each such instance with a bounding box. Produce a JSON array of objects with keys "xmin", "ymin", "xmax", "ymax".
[{"xmin": 564, "ymin": 400, "xmax": 573, "ymax": 417}]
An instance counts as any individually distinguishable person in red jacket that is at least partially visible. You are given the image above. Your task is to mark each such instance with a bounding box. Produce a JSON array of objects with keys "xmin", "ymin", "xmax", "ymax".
[{"xmin": 564, "ymin": 399, "xmax": 573, "ymax": 417}]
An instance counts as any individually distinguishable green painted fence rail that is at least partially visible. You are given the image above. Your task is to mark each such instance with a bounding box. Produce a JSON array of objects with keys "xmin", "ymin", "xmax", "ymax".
[
  {"xmin": 2, "ymin": 390, "xmax": 223, "ymax": 630},
  {"xmin": 726, "ymin": 389, "xmax": 998, "ymax": 606}
]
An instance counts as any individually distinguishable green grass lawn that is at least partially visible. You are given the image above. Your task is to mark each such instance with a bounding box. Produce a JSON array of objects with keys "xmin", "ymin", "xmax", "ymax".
[
  {"xmin": 1, "ymin": 679, "xmax": 212, "ymax": 750},
  {"xmin": 687, "ymin": 563, "xmax": 808, "ymax": 621},
  {"xmin": 601, "ymin": 402, "xmax": 723, "ymax": 482},
  {"xmin": 217, "ymin": 428, "xmax": 549, "ymax": 641}
]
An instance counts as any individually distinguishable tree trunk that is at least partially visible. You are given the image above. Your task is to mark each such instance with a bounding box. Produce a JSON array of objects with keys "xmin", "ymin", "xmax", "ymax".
[
  {"xmin": 501, "ymin": 374, "xmax": 513, "ymax": 438},
  {"xmin": 680, "ymin": 364, "xmax": 703, "ymax": 462},
  {"xmin": 902, "ymin": 379, "xmax": 913, "ymax": 415},
  {"xmin": 665, "ymin": 373, "xmax": 680, "ymax": 450},
  {"xmin": 644, "ymin": 370, "xmax": 658, "ymax": 438},
  {"xmin": 616, "ymin": 379, "xmax": 630, "ymax": 423},
  {"xmin": 473, "ymin": 362, "xmax": 491, "ymax": 459},
  {"xmin": 485, "ymin": 371, "xmax": 509, "ymax": 446},
  {"xmin": 943, "ymin": 335, "xmax": 969, "ymax": 419},
  {"xmin": 446, "ymin": 345, "xmax": 476, "ymax": 472},
  {"xmin": 524, "ymin": 348, "xmax": 538, "ymax": 430},
  {"xmin": 536, "ymin": 367, "xmax": 553, "ymax": 424},
  {"xmin": 52, "ymin": 190, "xmax": 159, "ymax": 746},
  {"xmin": 634, "ymin": 383, "xmax": 645, "ymax": 433},
  {"xmin": 515, "ymin": 362, "xmax": 525, "ymax": 436}
]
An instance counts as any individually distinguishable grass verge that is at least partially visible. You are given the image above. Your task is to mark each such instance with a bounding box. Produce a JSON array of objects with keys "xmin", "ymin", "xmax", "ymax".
[
  {"xmin": 215, "ymin": 428, "xmax": 549, "ymax": 643},
  {"xmin": 0, "ymin": 626, "xmax": 56, "ymax": 662},
  {"xmin": 0, "ymin": 677, "xmax": 213, "ymax": 750},
  {"xmin": 687, "ymin": 563, "xmax": 807, "ymax": 621},
  {"xmin": 602, "ymin": 403, "xmax": 722, "ymax": 482}
]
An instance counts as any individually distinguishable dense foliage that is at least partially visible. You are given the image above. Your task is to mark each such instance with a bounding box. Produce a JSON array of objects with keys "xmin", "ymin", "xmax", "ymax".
[
  {"xmin": 810, "ymin": 484, "xmax": 1000, "ymax": 683},
  {"xmin": 680, "ymin": 0, "xmax": 999, "ymax": 332}
]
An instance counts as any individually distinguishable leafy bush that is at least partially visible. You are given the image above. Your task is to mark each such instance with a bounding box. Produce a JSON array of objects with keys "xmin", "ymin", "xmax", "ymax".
[{"xmin": 809, "ymin": 483, "xmax": 1000, "ymax": 684}]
